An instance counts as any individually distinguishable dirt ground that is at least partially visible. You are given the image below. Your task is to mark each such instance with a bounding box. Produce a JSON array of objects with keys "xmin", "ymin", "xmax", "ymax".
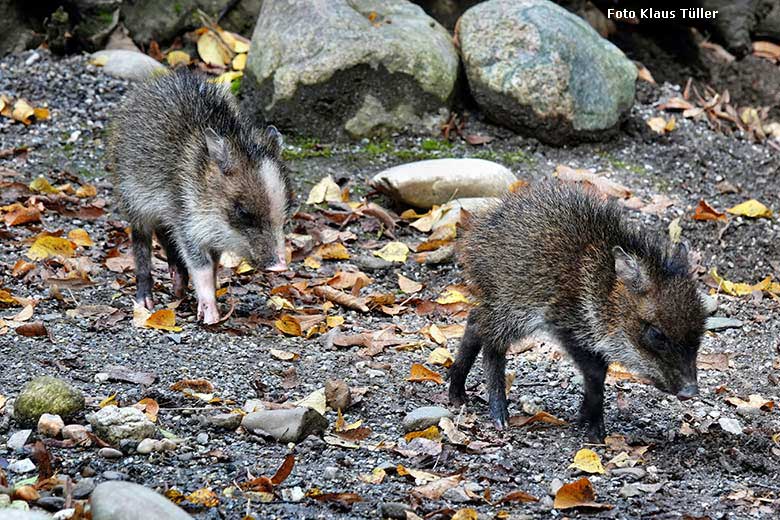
[{"xmin": 1, "ymin": 51, "xmax": 779, "ymax": 519}]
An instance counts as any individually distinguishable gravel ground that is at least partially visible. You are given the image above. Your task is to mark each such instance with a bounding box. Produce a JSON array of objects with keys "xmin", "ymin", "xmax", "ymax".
[{"xmin": 1, "ymin": 51, "xmax": 779, "ymax": 519}]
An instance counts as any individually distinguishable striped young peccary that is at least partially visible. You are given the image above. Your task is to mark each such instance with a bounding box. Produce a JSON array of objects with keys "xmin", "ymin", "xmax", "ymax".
[
  {"xmin": 110, "ymin": 70, "xmax": 291, "ymax": 324},
  {"xmin": 449, "ymin": 182, "xmax": 705, "ymax": 441}
]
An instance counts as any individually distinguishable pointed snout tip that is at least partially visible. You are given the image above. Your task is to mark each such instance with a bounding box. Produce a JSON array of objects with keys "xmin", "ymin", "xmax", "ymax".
[
  {"xmin": 676, "ymin": 384, "xmax": 699, "ymax": 401},
  {"xmin": 265, "ymin": 261, "xmax": 288, "ymax": 273}
]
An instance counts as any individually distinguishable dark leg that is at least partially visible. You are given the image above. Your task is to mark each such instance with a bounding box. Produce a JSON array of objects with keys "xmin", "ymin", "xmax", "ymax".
[
  {"xmin": 484, "ymin": 338, "xmax": 510, "ymax": 429},
  {"xmin": 156, "ymin": 227, "xmax": 189, "ymax": 299},
  {"xmin": 560, "ymin": 333, "xmax": 609, "ymax": 442},
  {"xmin": 132, "ymin": 227, "xmax": 154, "ymax": 310},
  {"xmin": 449, "ymin": 310, "xmax": 483, "ymax": 406}
]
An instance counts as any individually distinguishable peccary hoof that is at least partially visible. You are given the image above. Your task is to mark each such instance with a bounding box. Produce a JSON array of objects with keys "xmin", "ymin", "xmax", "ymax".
[
  {"xmin": 579, "ymin": 417, "xmax": 606, "ymax": 443},
  {"xmin": 489, "ymin": 400, "xmax": 509, "ymax": 430}
]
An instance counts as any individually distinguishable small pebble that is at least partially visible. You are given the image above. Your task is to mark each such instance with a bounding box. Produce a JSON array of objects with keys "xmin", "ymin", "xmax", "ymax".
[
  {"xmin": 101, "ymin": 471, "xmax": 128, "ymax": 481},
  {"xmin": 196, "ymin": 433, "xmax": 209, "ymax": 445}
]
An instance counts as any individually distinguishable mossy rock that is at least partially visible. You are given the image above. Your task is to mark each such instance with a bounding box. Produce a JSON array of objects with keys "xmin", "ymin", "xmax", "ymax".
[{"xmin": 13, "ymin": 376, "xmax": 86, "ymax": 427}]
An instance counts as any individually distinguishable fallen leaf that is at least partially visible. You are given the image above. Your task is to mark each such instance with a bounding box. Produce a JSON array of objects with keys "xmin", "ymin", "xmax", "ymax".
[
  {"xmin": 464, "ymin": 134, "xmax": 493, "ymax": 145},
  {"xmin": 554, "ymin": 477, "xmax": 613, "ymax": 510},
  {"xmin": 68, "ymin": 228, "xmax": 94, "ymax": 247},
  {"xmin": 210, "ymin": 70, "xmax": 242, "ymax": 84},
  {"xmin": 498, "ymin": 490, "xmax": 539, "ymax": 503},
  {"xmin": 636, "ymin": 64, "xmax": 656, "ymax": 84},
  {"xmin": 404, "ymin": 425, "xmax": 441, "ymax": 442},
  {"xmin": 136, "ymin": 397, "xmax": 159, "ymax": 422},
  {"xmin": 308, "ymin": 491, "xmax": 363, "ymax": 506},
  {"xmin": 313, "ymin": 285, "xmax": 369, "ymax": 312},
  {"xmin": 166, "ymin": 50, "xmax": 191, "ymax": 67},
  {"xmin": 555, "ymin": 165, "xmax": 632, "ymax": 199},
  {"xmin": 12, "ymin": 99, "xmax": 34, "ymax": 124},
  {"xmin": 509, "ymin": 411, "xmax": 567, "ymax": 427},
  {"xmin": 398, "ymin": 274, "xmax": 423, "ymax": 294},
  {"xmin": 411, "ymin": 474, "xmax": 462, "ymax": 500},
  {"xmin": 373, "ymin": 242, "xmax": 409, "ymax": 263},
  {"xmin": 451, "ymin": 509, "xmax": 478, "ymax": 520},
  {"xmin": 197, "ymin": 30, "xmax": 232, "ymax": 66},
  {"xmin": 697, "ymin": 353, "xmax": 730, "ymax": 371},
  {"xmin": 295, "ymin": 387, "xmax": 327, "ymax": 414},
  {"xmin": 726, "ymin": 199, "xmax": 772, "ymax": 218},
  {"xmin": 2, "ymin": 203, "xmax": 40, "ymax": 226},
  {"xmin": 569, "ymin": 449, "xmax": 606, "ymax": 474},
  {"xmin": 725, "ymin": 394, "xmax": 774, "ymax": 412},
  {"xmin": 144, "ymin": 309, "xmax": 182, "ymax": 332},
  {"xmin": 359, "ymin": 467, "xmax": 386, "ymax": 484},
  {"xmin": 270, "ymin": 348, "xmax": 300, "ymax": 361},
  {"xmin": 170, "ymin": 379, "xmax": 215, "ymax": 393},
  {"xmin": 16, "ymin": 322, "xmax": 47, "ymax": 337},
  {"xmin": 99, "ymin": 393, "xmax": 118, "ymax": 408},
  {"xmin": 435, "ymin": 288, "xmax": 470, "ymax": 305},
  {"xmin": 29, "ymin": 176, "xmax": 59, "ymax": 194},
  {"xmin": 307, "ymin": 175, "xmax": 342, "ymax": 204},
  {"xmin": 710, "ymin": 268, "xmax": 772, "ymax": 297},
  {"xmin": 692, "ymin": 199, "xmax": 728, "ymax": 222},
  {"xmin": 186, "ymin": 488, "xmax": 219, "ymax": 507},
  {"xmin": 275, "ymin": 314, "xmax": 302, "ymax": 336},
  {"xmin": 26, "ymin": 235, "xmax": 75, "ymax": 260},
  {"xmin": 316, "ymin": 242, "xmax": 351, "ymax": 260},
  {"xmin": 271, "ymin": 454, "xmax": 295, "ymax": 485},
  {"xmin": 232, "ymin": 53, "xmax": 247, "ymax": 70},
  {"xmin": 428, "ymin": 347, "xmax": 454, "ymax": 368},
  {"xmin": 408, "ymin": 363, "xmax": 444, "ymax": 384},
  {"xmin": 647, "ymin": 116, "xmax": 676, "ymax": 134}
]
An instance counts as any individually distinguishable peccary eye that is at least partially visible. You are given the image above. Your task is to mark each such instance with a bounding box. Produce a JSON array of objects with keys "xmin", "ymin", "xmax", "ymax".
[
  {"xmin": 234, "ymin": 204, "xmax": 254, "ymax": 226},
  {"xmin": 643, "ymin": 324, "xmax": 669, "ymax": 349}
]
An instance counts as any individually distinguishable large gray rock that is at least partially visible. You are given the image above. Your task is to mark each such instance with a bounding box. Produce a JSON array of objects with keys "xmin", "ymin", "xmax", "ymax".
[
  {"xmin": 241, "ymin": 407, "xmax": 328, "ymax": 443},
  {"xmin": 90, "ymin": 481, "xmax": 192, "ymax": 520},
  {"xmin": 87, "ymin": 406, "xmax": 156, "ymax": 444},
  {"xmin": 403, "ymin": 406, "xmax": 452, "ymax": 432},
  {"xmin": 458, "ymin": 0, "xmax": 636, "ymax": 144},
  {"xmin": 242, "ymin": 0, "xmax": 458, "ymax": 140},
  {"xmin": 370, "ymin": 158, "xmax": 515, "ymax": 208},
  {"xmin": 13, "ymin": 376, "xmax": 85, "ymax": 427},
  {"xmin": 0, "ymin": 2, "xmax": 38, "ymax": 56},
  {"xmin": 90, "ymin": 50, "xmax": 166, "ymax": 80}
]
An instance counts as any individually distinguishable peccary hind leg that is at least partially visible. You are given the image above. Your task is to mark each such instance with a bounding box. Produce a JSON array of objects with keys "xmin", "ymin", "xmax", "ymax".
[
  {"xmin": 132, "ymin": 227, "xmax": 154, "ymax": 310},
  {"xmin": 449, "ymin": 310, "xmax": 483, "ymax": 407},
  {"xmin": 561, "ymin": 332, "xmax": 608, "ymax": 442},
  {"xmin": 484, "ymin": 339, "xmax": 510, "ymax": 429},
  {"xmin": 156, "ymin": 227, "xmax": 189, "ymax": 299}
]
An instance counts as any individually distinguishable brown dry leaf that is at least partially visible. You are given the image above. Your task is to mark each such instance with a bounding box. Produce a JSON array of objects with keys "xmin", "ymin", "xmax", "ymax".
[
  {"xmin": 726, "ymin": 199, "xmax": 772, "ymax": 218},
  {"xmin": 693, "ymin": 199, "xmax": 727, "ymax": 222},
  {"xmin": 313, "ymin": 285, "xmax": 369, "ymax": 313},
  {"xmin": 16, "ymin": 322, "xmax": 47, "ymax": 337},
  {"xmin": 553, "ymin": 477, "xmax": 613, "ymax": 511},
  {"xmin": 316, "ymin": 242, "xmax": 350, "ymax": 260},
  {"xmin": 13, "ymin": 485, "xmax": 40, "ymax": 502},
  {"xmin": 404, "ymin": 425, "xmax": 441, "ymax": 442},
  {"xmin": 753, "ymin": 41, "xmax": 780, "ymax": 61},
  {"xmin": 144, "ymin": 309, "xmax": 182, "ymax": 332},
  {"xmin": 270, "ymin": 348, "xmax": 300, "ymax": 361},
  {"xmin": 76, "ymin": 184, "xmax": 97, "ymax": 198},
  {"xmin": 170, "ymin": 379, "xmax": 215, "ymax": 393},
  {"xmin": 359, "ymin": 467, "xmax": 387, "ymax": 484},
  {"xmin": 3, "ymin": 203, "xmax": 41, "ymax": 226},
  {"xmin": 659, "ymin": 97, "xmax": 694, "ymax": 111},
  {"xmin": 636, "ymin": 63, "xmax": 656, "ymax": 84},
  {"xmin": 417, "ymin": 223, "xmax": 457, "ymax": 252},
  {"xmin": 697, "ymin": 353, "xmax": 730, "ymax": 371},
  {"xmin": 451, "ymin": 509, "xmax": 478, "ymax": 520},
  {"xmin": 423, "ymin": 324, "xmax": 447, "ymax": 346},
  {"xmin": 428, "ymin": 347, "xmax": 454, "ymax": 368},
  {"xmin": 509, "ymin": 411, "xmax": 567, "ymax": 427},
  {"xmin": 275, "ymin": 314, "xmax": 303, "ymax": 336},
  {"xmin": 398, "ymin": 274, "xmax": 423, "ymax": 294},
  {"xmin": 411, "ymin": 474, "xmax": 462, "ymax": 500},
  {"xmin": 135, "ymin": 397, "xmax": 159, "ymax": 422},
  {"xmin": 554, "ymin": 165, "xmax": 631, "ymax": 199},
  {"xmin": 327, "ymin": 271, "xmax": 372, "ymax": 290},
  {"xmin": 68, "ymin": 228, "xmax": 94, "ymax": 247},
  {"xmin": 307, "ymin": 175, "xmax": 342, "ymax": 204},
  {"xmin": 12, "ymin": 259, "xmax": 36, "ymax": 278},
  {"xmin": 464, "ymin": 134, "xmax": 493, "ymax": 145},
  {"xmin": 647, "ymin": 116, "xmax": 676, "ymax": 134},
  {"xmin": 308, "ymin": 491, "xmax": 363, "ymax": 506},
  {"xmin": 10, "ymin": 304, "xmax": 34, "ymax": 322},
  {"xmin": 569, "ymin": 449, "xmax": 606, "ymax": 474},
  {"xmin": 408, "ymin": 363, "xmax": 444, "ymax": 384},
  {"xmin": 232, "ymin": 53, "xmax": 247, "ymax": 70},
  {"xmin": 26, "ymin": 235, "xmax": 75, "ymax": 260},
  {"xmin": 0, "ymin": 288, "xmax": 16, "ymax": 305},
  {"xmin": 498, "ymin": 490, "xmax": 539, "ymax": 503},
  {"xmin": 186, "ymin": 488, "xmax": 219, "ymax": 507}
]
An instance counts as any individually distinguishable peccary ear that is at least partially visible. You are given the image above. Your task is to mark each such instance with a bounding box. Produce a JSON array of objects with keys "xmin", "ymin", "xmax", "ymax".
[
  {"xmin": 613, "ymin": 246, "xmax": 650, "ymax": 293},
  {"xmin": 667, "ymin": 240, "xmax": 690, "ymax": 276},
  {"xmin": 264, "ymin": 125, "xmax": 283, "ymax": 156},
  {"xmin": 204, "ymin": 128, "xmax": 232, "ymax": 174}
]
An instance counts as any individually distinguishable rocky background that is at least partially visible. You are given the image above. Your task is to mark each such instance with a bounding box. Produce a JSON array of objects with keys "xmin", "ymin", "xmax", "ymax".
[{"xmin": 1, "ymin": 0, "xmax": 780, "ymax": 519}]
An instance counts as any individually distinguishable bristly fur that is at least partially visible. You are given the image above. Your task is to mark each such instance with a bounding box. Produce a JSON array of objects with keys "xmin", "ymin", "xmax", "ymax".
[
  {"xmin": 109, "ymin": 69, "xmax": 291, "ymax": 318},
  {"xmin": 449, "ymin": 181, "xmax": 705, "ymax": 441}
]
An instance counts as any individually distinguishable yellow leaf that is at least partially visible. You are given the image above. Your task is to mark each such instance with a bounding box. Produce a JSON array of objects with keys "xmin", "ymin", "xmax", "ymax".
[
  {"xmin": 0, "ymin": 289, "xmax": 16, "ymax": 305},
  {"xmin": 647, "ymin": 116, "xmax": 674, "ymax": 134},
  {"xmin": 373, "ymin": 242, "xmax": 409, "ymax": 263},
  {"xmin": 235, "ymin": 259, "xmax": 254, "ymax": 274},
  {"xmin": 426, "ymin": 324, "xmax": 447, "ymax": 345},
  {"xmin": 397, "ymin": 465, "xmax": 440, "ymax": 484},
  {"xmin": 76, "ymin": 184, "xmax": 97, "ymax": 198},
  {"xmin": 197, "ymin": 30, "xmax": 232, "ymax": 66},
  {"xmin": 186, "ymin": 488, "xmax": 219, "ymax": 507},
  {"xmin": 359, "ymin": 467, "xmax": 386, "ymax": 484},
  {"xmin": 326, "ymin": 315, "xmax": 344, "ymax": 328},
  {"xmin": 99, "ymin": 393, "xmax": 118, "ymax": 408},
  {"xmin": 295, "ymin": 387, "xmax": 327, "ymax": 414},
  {"xmin": 726, "ymin": 199, "xmax": 772, "ymax": 218},
  {"xmin": 428, "ymin": 347, "xmax": 454, "ymax": 368},
  {"xmin": 29, "ymin": 176, "xmax": 59, "ymax": 194},
  {"xmin": 145, "ymin": 308, "xmax": 182, "ymax": 332},
  {"xmin": 317, "ymin": 243, "xmax": 350, "ymax": 260},
  {"xmin": 267, "ymin": 295, "xmax": 295, "ymax": 311},
  {"xmin": 89, "ymin": 54, "xmax": 109, "ymax": 66},
  {"xmin": 451, "ymin": 509, "xmax": 478, "ymax": 520},
  {"xmin": 710, "ymin": 268, "xmax": 772, "ymax": 297},
  {"xmin": 26, "ymin": 235, "xmax": 75, "ymax": 260},
  {"xmin": 306, "ymin": 175, "xmax": 342, "ymax": 204},
  {"xmin": 12, "ymin": 99, "xmax": 34, "ymax": 124},
  {"xmin": 407, "ymin": 363, "xmax": 443, "ymax": 384},
  {"xmin": 210, "ymin": 70, "xmax": 242, "ymax": 84},
  {"xmin": 304, "ymin": 256, "xmax": 321, "ymax": 269},
  {"xmin": 216, "ymin": 28, "xmax": 250, "ymax": 53},
  {"xmin": 166, "ymin": 50, "xmax": 191, "ymax": 67},
  {"xmin": 232, "ymin": 53, "xmax": 247, "ymax": 71},
  {"xmin": 569, "ymin": 448, "xmax": 606, "ymax": 474},
  {"xmin": 275, "ymin": 314, "xmax": 302, "ymax": 336},
  {"xmin": 435, "ymin": 288, "xmax": 469, "ymax": 305},
  {"xmin": 404, "ymin": 425, "xmax": 441, "ymax": 442},
  {"xmin": 68, "ymin": 228, "xmax": 94, "ymax": 247},
  {"xmin": 33, "ymin": 107, "xmax": 49, "ymax": 120}
]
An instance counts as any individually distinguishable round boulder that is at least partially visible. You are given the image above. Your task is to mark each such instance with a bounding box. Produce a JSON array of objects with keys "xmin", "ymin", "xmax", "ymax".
[
  {"xmin": 241, "ymin": 0, "xmax": 458, "ymax": 140},
  {"xmin": 458, "ymin": 0, "xmax": 636, "ymax": 144},
  {"xmin": 13, "ymin": 376, "xmax": 86, "ymax": 427}
]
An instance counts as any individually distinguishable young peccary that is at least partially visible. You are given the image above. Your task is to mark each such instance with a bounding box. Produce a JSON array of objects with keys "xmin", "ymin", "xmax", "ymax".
[
  {"xmin": 110, "ymin": 70, "xmax": 291, "ymax": 324},
  {"xmin": 449, "ymin": 182, "xmax": 705, "ymax": 441}
]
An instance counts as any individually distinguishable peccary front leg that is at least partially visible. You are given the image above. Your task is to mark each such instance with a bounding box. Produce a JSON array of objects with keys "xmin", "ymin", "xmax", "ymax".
[
  {"xmin": 561, "ymin": 334, "xmax": 608, "ymax": 442},
  {"xmin": 484, "ymin": 339, "xmax": 510, "ymax": 429},
  {"xmin": 449, "ymin": 310, "xmax": 483, "ymax": 407},
  {"xmin": 132, "ymin": 227, "xmax": 154, "ymax": 310},
  {"xmin": 192, "ymin": 264, "xmax": 219, "ymax": 324},
  {"xmin": 156, "ymin": 227, "xmax": 189, "ymax": 299}
]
